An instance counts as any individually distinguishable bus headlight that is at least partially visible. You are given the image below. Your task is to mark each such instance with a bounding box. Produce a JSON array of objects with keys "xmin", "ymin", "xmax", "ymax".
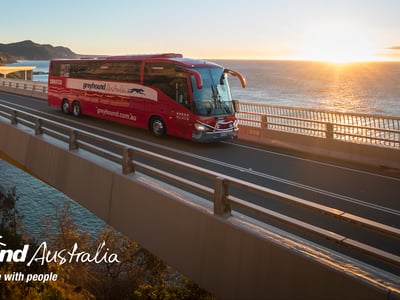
[{"xmin": 194, "ymin": 122, "xmax": 208, "ymax": 132}]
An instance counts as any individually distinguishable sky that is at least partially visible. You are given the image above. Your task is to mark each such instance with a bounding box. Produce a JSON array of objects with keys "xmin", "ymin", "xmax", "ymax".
[{"xmin": 2, "ymin": 0, "xmax": 400, "ymax": 62}]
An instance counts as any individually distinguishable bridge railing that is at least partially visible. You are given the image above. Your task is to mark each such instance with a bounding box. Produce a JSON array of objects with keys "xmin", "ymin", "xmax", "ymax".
[
  {"xmin": 0, "ymin": 77, "xmax": 47, "ymax": 93},
  {"xmin": 237, "ymin": 102, "xmax": 400, "ymax": 149},
  {"xmin": 1, "ymin": 103, "xmax": 399, "ymax": 269}
]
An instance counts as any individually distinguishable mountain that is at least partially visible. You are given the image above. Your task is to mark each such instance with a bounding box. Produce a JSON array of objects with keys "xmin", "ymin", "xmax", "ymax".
[{"xmin": 0, "ymin": 40, "xmax": 78, "ymax": 62}]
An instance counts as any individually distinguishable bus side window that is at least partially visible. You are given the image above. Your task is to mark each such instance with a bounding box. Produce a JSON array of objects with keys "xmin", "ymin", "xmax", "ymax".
[
  {"xmin": 60, "ymin": 64, "xmax": 71, "ymax": 77},
  {"xmin": 144, "ymin": 62, "xmax": 191, "ymax": 109},
  {"xmin": 96, "ymin": 61, "xmax": 141, "ymax": 82},
  {"xmin": 144, "ymin": 63, "xmax": 175, "ymax": 98},
  {"xmin": 50, "ymin": 62, "xmax": 61, "ymax": 76}
]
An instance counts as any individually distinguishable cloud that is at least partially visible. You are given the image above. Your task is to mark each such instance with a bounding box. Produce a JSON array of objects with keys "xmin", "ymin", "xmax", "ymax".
[{"xmin": 379, "ymin": 46, "xmax": 400, "ymax": 60}]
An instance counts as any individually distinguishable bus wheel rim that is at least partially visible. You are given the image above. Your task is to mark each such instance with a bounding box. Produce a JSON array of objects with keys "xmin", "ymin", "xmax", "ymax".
[
  {"xmin": 62, "ymin": 101, "xmax": 70, "ymax": 114},
  {"xmin": 73, "ymin": 103, "xmax": 81, "ymax": 116},
  {"xmin": 152, "ymin": 120, "xmax": 164, "ymax": 136}
]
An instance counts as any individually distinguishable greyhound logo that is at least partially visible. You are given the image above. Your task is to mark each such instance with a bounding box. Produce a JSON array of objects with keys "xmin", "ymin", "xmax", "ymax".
[{"xmin": 128, "ymin": 88, "xmax": 145, "ymax": 95}]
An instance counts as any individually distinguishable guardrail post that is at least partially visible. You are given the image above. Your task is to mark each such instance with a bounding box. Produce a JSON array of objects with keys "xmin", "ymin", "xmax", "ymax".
[
  {"xmin": 34, "ymin": 119, "xmax": 43, "ymax": 135},
  {"xmin": 11, "ymin": 110, "xmax": 18, "ymax": 125},
  {"xmin": 122, "ymin": 147, "xmax": 134, "ymax": 174},
  {"xmin": 262, "ymin": 115, "xmax": 269, "ymax": 129},
  {"xmin": 69, "ymin": 130, "xmax": 79, "ymax": 150},
  {"xmin": 326, "ymin": 123, "xmax": 334, "ymax": 139},
  {"xmin": 214, "ymin": 177, "xmax": 231, "ymax": 216}
]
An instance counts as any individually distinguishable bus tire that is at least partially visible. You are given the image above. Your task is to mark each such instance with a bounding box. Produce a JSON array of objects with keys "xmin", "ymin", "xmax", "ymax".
[
  {"xmin": 72, "ymin": 101, "xmax": 81, "ymax": 117},
  {"xmin": 61, "ymin": 99, "xmax": 70, "ymax": 114},
  {"xmin": 150, "ymin": 117, "xmax": 166, "ymax": 137}
]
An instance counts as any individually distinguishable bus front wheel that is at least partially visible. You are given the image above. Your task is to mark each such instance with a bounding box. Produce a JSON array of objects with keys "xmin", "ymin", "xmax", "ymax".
[
  {"xmin": 72, "ymin": 101, "xmax": 81, "ymax": 117},
  {"xmin": 150, "ymin": 117, "xmax": 166, "ymax": 137}
]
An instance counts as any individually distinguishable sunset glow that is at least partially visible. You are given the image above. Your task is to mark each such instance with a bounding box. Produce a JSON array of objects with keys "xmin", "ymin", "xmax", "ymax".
[
  {"xmin": 299, "ymin": 42, "xmax": 379, "ymax": 63},
  {"xmin": 296, "ymin": 22, "xmax": 380, "ymax": 63},
  {"xmin": 1, "ymin": 1, "xmax": 400, "ymax": 61}
]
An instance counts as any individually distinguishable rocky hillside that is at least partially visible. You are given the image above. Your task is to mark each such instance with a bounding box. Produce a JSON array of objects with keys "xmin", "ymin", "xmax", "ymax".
[
  {"xmin": 0, "ymin": 40, "xmax": 78, "ymax": 63},
  {"xmin": 0, "ymin": 52, "xmax": 17, "ymax": 64}
]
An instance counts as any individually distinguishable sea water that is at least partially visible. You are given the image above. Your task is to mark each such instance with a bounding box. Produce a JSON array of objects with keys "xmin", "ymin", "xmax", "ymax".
[
  {"xmin": 218, "ymin": 60, "xmax": 400, "ymax": 117},
  {"xmin": 0, "ymin": 159, "xmax": 105, "ymax": 238}
]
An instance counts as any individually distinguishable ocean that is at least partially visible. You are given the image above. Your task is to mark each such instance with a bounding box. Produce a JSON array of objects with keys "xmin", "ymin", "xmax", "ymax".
[
  {"xmin": 8, "ymin": 59, "xmax": 400, "ymax": 117},
  {"xmin": 218, "ymin": 60, "xmax": 400, "ymax": 117},
  {"xmin": 0, "ymin": 159, "xmax": 105, "ymax": 238}
]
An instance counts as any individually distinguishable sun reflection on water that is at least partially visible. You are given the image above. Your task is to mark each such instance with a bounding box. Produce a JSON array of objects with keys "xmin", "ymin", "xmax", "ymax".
[{"xmin": 312, "ymin": 62, "xmax": 384, "ymax": 115}]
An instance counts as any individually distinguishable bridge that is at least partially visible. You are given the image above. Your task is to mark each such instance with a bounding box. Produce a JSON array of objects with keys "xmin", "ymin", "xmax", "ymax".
[
  {"xmin": 0, "ymin": 79, "xmax": 399, "ymax": 299},
  {"xmin": 0, "ymin": 66, "xmax": 35, "ymax": 80}
]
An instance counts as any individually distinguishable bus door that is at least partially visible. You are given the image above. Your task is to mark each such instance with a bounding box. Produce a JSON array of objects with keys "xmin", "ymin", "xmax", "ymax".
[
  {"xmin": 144, "ymin": 62, "xmax": 192, "ymax": 137},
  {"xmin": 170, "ymin": 76, "xmax": 192, "ymax": 137}
]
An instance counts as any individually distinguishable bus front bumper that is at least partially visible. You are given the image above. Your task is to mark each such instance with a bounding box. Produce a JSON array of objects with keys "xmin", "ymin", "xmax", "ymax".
[{"xmin": 192, "ymin": 129, "xmax": 238, "ymax": 142}]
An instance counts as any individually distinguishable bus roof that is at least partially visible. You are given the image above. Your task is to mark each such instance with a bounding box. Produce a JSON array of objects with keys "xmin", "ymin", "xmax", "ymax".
[
  {"xmin": 51, "ymin": 54, "xmax": 222, "ymax": 68},
  {"xmin": 105, "ymin": 53, "xmax": 183, "ymax": 60}
]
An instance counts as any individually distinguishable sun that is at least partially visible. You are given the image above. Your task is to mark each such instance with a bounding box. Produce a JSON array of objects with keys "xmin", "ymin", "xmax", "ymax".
[
  {"xmin": 297, "ymin": 22, "xmax": 379, "ymax": 63},
  {"xmin": 302, "ymin": 39, "xmax": 377, "ymax": 63}
]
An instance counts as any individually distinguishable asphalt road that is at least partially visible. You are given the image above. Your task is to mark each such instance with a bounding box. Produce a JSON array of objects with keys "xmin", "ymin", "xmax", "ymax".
[{"xmin": 1, "ymin": 91, "xmax": 399, "ymax": 274}]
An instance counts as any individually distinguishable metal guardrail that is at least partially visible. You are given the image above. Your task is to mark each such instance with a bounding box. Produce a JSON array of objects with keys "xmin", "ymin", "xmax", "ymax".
[
  {"xmin": 237, "ymin": 102, "xmax": 400, "ymax": 149},
  {"xmin": 0, "ymin": 103, "xmax": 399, "ymax": 269}
]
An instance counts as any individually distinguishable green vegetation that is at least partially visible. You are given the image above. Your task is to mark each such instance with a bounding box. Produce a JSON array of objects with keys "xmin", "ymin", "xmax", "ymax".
[{"xmin": 0, "ymin": 186, "xmax": 215, "ymax": 299}]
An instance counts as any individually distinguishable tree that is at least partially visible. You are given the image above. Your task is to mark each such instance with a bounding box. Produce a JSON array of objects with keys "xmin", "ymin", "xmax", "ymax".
[{"xmin": 0, "ymin": 186, "xmax": 22, "ymax": 236}]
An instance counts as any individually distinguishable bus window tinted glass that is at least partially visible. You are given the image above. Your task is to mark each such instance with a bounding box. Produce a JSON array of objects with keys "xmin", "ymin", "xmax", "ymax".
[
  {"xmin": 51, "ymin": 61, "xmax": 141, "ymax": 82},
  {"xmin": 144, "ymin": 62, "xmax": 190, "ymax": 109}
]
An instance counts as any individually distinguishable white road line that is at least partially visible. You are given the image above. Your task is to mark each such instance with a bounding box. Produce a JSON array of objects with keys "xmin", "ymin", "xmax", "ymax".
[
  {"xmin": 2, "ymin": 98, "xmax": 400, "ymax": 217},
  {"xmin": 224, "ymin": 140, "xmax": 400, "ymax": 181}
]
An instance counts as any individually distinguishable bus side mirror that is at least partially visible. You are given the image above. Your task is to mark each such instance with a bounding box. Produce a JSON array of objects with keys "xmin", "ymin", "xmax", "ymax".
[
  {"xmin": 224, "ymin": 69, "xmax": 246, "ymax": 88},
  {"xmin": 233, "ymin": 100, "xmax": 240, "ymax": 113}
]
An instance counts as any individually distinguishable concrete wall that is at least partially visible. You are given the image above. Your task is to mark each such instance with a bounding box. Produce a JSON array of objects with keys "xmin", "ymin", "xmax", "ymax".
[
  {"xmin": 1, "ymin": 118, "xmax": 399, "ymax": 299},
  {"xmin": 239, "ymin": 125, "xmax": 400, "ymax": 170}
]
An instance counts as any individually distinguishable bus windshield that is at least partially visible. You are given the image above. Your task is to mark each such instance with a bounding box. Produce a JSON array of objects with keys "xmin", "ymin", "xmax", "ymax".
[{"xmin": 191, "ymin": 67, "xmax": 235, "ymax": 117}]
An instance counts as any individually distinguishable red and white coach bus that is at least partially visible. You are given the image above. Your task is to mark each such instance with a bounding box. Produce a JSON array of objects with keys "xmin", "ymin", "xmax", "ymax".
[{"xmin": 48, "ymin": 54, "xmax": 246, "ymax": 142}]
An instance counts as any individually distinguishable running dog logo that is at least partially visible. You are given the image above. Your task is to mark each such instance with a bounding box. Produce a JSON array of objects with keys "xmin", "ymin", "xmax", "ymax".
[{"xmin": 128, "ymin": 88, "xmax": 145, "ymax": 95}]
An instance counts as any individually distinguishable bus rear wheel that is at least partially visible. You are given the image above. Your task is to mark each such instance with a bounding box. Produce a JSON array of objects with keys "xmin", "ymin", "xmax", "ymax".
[
  {"xmin": 61, "ymin": 99, "xmax": 70, "ymax": 114},
  {"xmin": 72, "ymin": 101, "xmax": 81, "ymax": 117},
  {"xmin": 150, "ymin": 117, "xmax": 166, "ymax": 137}
]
